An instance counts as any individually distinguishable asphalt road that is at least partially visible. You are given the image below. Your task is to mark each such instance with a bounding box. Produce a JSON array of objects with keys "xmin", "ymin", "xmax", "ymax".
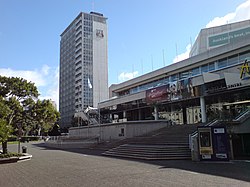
[{"xmin": 0, "ymin": 142, "xmax": 250, "ymax": 187}]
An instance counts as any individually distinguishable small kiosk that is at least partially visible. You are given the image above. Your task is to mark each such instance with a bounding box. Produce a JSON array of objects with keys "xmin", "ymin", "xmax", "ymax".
[{"xmin": 198, "ymin": 126, "xmax": 230, "ymax": 161}]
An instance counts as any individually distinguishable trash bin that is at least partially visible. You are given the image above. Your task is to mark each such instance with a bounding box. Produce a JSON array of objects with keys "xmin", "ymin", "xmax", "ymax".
[{"xmin": 22, "ymin": 146, "xmax": 27, "ymax": 153}]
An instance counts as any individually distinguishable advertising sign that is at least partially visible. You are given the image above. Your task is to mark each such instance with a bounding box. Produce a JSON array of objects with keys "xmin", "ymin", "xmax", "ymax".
[
  {"xmin": 146, "ymin": 85, "xmax": 169, "ymax": 103},
  {"xmin": 240, "ymin": 59, "xmax": 250, "ymax": 80},
  {"xmin": 212, "ymin": 127, "xmax": 229, "ymax": 161},
  {"xmin": 146, "ymin": 78, "xmax": 199, "ymax": 104},
  {"xmin": 181, "ymin": 78, "xmax": 195, "ymax": 98},
  {"xmin": 208, "ymin": 26, "xmax": 250, "ymax": 48},
  {"xmin": 198, "ymin": 126, "xmax": 229, "ymax": 161},
  {"xmin": 198, "ymin": 127, "xmax": 213, "ymax": 160},
  {"xmin": 169, "ymin": 81, "xmax": 179, "ymax": 100}
]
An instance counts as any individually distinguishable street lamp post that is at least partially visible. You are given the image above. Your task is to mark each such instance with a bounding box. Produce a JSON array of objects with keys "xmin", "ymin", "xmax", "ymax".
[{"xmin": 17, "ymin": 123, "xmax": 22, "ymax": 153}]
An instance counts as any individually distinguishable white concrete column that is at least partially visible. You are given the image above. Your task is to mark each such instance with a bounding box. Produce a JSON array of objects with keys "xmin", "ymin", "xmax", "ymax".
[
  {"xmin": 123, "ymin": 111, "xmax": 126, "ymax": 119},
  {"xmin": 200, "ymin": 96, "xmax": 207, "ymax": 123},
  {"xmin": 154, "ymin": 105, "xmax": 159, "ymax": 120}
]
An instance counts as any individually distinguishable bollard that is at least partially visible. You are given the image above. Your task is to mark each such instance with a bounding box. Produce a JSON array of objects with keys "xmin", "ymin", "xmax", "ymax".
[{"xmin": 22, "ymin": 146, "xmax": 27, "ymax": 153}]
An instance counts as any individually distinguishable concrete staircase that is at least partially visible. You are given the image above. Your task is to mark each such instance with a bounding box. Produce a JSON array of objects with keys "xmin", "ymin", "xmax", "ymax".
[{"xmin": 102, "ymin": 124, "xmax": 198, "ymax": 160}]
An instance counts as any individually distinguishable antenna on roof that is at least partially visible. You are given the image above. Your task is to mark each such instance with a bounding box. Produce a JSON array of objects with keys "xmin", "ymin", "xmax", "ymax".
[
  {"xmin": 141, "ymin": 59, "xmax": 144, "ymax": 75},
  {"xmin": 132, "ymin": 64, "xmax": 134, "ymax": 78},
  {"xmin": 175, "ymin": 43, "xmax": 178, "ymax": 61},
  {"xmin": 162, "ymin": 49, "xmax": 166, "ymax": 67},
  {"xmin": 151, "ymin": 54, "xmax": 154, "ymax": 71},
  {"xmin": 117, "ymin": 71, "xmax": 119, "ymax": 83},
  {"xmin": 92, "ymin": 0, "xmax": 95, "ymax": 11}
]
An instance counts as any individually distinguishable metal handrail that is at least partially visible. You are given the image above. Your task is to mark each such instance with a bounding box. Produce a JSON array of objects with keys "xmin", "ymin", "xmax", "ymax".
[{"xmin": 233, "ymin": 109, "xmax": 250, "ymax": 122}]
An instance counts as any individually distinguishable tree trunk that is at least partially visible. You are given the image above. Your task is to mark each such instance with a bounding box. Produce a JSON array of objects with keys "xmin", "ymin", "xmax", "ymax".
[{"xmin": 2, "ymin": 141, "xmax": 8, "ymax": 154}]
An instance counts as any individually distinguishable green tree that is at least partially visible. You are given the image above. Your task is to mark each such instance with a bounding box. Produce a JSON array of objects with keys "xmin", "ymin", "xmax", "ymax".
[
  {"xmin": 0, "ymin": 75, "xmax": 60, "ymax": 152},
  {"xmin": 0, "ymin": 76, "xmax": 39, "ymax": 130},
  {"xmin": 19, "ymin": 98, "xmax": 36, "ymax": 136},
  {"xmin": 0, "ymin": 76, "xmax": 39, "ymax": 100},
  {"xmin": 0, "ymin": 76, "xmax": 38, "ymax": 152},
  {"xmin": 33, "ymin": 99, "xmax": 60, "ymax": 136},
  {"xmin": 0, "ymin": 97, "xmax": 12, "ymax": 154}
]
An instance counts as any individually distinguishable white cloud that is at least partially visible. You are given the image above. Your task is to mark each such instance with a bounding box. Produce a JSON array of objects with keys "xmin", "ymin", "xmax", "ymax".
[
  {"xmin": 172, "ymin": 0, "xmax": 250, "ymax": 64},
  {"xmin": 172, "ymin": 44, "xmax": 191, "ymax": 63},
  {"xmin": 41, "ymin": 64, "xmax": 50, "ymax": 75},
  {"xmin": 39, "ymin": 67, "xmax": 59, "ymax": 109},
  {"xmin": 0, "ymin": 68, "xmax": 46, "ymax": 86},
  {"xmin": 0, "ymin": 65, "xmax": 59, "ymax": 109},
  {"xmin": 118, "ymin": 71, "xmax": 138, "ymax": 82},
  {"xmin": 206, "ymin": 0, "xmax": 250, "ymax": 28}
]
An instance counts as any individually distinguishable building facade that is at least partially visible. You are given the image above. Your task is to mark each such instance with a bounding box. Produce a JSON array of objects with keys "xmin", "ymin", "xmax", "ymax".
[
  {"xmin": 99, "ymin": 19, "xmax": 250, "ymax": 125},
  {"xmin": 59, "ymin": 12, "xmax": 108, "ymax": 128}
]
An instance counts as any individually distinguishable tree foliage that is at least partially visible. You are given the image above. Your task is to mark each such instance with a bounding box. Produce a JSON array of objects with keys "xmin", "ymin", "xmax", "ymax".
[
  {"xmin": 0, "ymin": 97, "xmax": 12, "ymax": 153},
  {"xmin": 0, "ymin": 76, "xmax": 39, "ymax": 100},
  {"xmin": 0, "ymin": 75, "xmax": 60, "ymax": 151},
  {"xmin": 0, "ymin": 76, "xmax": 38, "ymax": 130},
  {"xmin": 33, "ymin": 99, "xmax": 60, "ymax": 135}
]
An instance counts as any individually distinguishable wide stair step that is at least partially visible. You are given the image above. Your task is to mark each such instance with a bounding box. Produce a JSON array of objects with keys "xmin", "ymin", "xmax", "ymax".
[
  {"xmin": 102, "ymin": 144, "xmax": 191, "ymax": 160},
  {"xmin": 102, "ymin": 124, "xmax": 198, "ymax": 160}
]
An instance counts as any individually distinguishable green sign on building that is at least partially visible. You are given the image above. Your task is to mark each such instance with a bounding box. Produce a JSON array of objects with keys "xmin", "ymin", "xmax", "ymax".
[{"xmin": 208, "ymin": 26, "xmax": 250, "ymax": 48}]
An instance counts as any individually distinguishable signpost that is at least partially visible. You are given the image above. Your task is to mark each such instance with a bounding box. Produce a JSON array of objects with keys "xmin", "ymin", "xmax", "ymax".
[{"xmin": 17, "ymin": 123, "xmax": 22, "ymax": 153}]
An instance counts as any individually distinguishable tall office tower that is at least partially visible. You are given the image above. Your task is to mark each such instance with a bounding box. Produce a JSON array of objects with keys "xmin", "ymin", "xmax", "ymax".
[{"xmin": 59, "ymin": 12, "xmax": 108, "ymax": 128}]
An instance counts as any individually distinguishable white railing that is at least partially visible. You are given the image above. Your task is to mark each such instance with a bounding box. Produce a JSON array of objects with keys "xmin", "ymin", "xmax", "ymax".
[{"xmin": 233, "ymin": 109, "xmax": 250, "ymax": 122}]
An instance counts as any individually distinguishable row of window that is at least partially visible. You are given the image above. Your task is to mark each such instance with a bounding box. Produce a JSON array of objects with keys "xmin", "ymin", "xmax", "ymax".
[
  {"xmin": 75, "ymin": 25, "xmax": 82, "ymax": 33},
  {"xmin": 75, "ymin": 63, "xmax": 93, "ymax": 72},
  {"xmin": 84, "ymin": 21, "xmax": 92, "ymax": 27},
  {"xmin": 75, "ymin": 19, "xmax": 82, "ymax": 28},
  {"xmin": 84, "ymin": 26, "xmax": 92, "ymax": 32},
  {"xmin": 121, "ymin": 50, "xmax": 250, "ymax": 96},
  {"xmin": 84, "ymin": 14, "xmax": 92, "ymax": 21},
  {"xmin": 75, "ymin": 97, "xmax": 93, "ymax": 103}
]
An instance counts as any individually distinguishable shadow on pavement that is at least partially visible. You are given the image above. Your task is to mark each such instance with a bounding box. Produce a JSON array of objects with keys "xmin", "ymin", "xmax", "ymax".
[{"xmin": 33, "ymin": 142, "xmax": 250, "ymax": 183}]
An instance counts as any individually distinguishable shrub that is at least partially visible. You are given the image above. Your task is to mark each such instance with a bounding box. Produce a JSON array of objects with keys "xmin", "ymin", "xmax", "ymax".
[
  {"xmin": 20, "ymin": 136, "xmax": 40, "ymax": 142},
  {"xmin": 0, "ymin": 152, "xmax": 24, "ymax": 158},
  {"xmin": 7, "ymin": 136, "xmax": 17, "ymax": 142}
]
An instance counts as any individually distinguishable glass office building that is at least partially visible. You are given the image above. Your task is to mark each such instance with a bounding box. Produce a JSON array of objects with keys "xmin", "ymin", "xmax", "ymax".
[{"xmin": 59, "ymin": 12, "xmax": 108, "ymax": 128}]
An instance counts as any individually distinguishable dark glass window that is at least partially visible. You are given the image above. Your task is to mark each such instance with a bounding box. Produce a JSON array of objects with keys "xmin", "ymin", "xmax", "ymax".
[
  {"xmin": 218, "ymin": 58, "xmax": 227, "ymax": 69},
  {"xmin": 170, "ymin": 74, "xmax": 178, "ymax": 82},
  {"xmin": 239, "ymin": 51, "xmax": 250, "ymax": 63},
  {"xmin": 192, "ymin": 67, "xmax": 200, "ymax": 76},
  {"xmin": 209, "ymin": 62, "xmax": 215, "ymax": 71},
  {"xmin": 180, "ymin": 71, "xmax": 190, "ymax": 79},
  {"xmin": 228, "ymin": 55, "xmax": 238, "ymax": 66},
  {"xmin": 201, "ymin": 64, "xmax": 209, "ymax": 73}
]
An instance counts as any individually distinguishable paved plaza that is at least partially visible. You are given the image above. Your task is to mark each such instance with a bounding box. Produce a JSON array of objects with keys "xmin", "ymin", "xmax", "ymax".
[{"xmin": 0, "ymin": 142, "xmax": 250, "ymax": 187}]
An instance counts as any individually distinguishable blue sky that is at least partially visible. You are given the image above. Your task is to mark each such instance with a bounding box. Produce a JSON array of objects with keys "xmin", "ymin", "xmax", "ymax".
[{"xmin": 0, "ymin": 0, "xmax": 250, "ymax": 107}]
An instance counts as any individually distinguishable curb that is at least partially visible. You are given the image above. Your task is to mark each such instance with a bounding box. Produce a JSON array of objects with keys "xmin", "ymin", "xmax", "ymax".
[
  {"xmin": 0, "ymin": 154, "xmax": 32, "ymax": 164},
  {"xmin": 18, "ymin": 154, "xmax": 32, "ymax": 161}
]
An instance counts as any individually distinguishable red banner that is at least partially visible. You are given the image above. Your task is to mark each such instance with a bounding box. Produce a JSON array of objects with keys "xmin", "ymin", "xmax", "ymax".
[{"xmin": 146, "ymin": 85, "xmax": 169, "ymax": 103}]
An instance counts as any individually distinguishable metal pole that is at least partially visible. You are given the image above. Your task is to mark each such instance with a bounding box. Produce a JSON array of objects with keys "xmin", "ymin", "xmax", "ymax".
[
  {"xmin": 17, "ymin": 123, "xmax": 21, "ymax": 153},
  {"xmin": 98, "ymin": 107, "xmax": 101, "ymax": 142},
  {"xmin": 18, "ymin": 139, "xmax": 20, "ymax": 153},
  {"xmin": 98, "ymin": 78, "xmax": 101, "ymax": 142}
]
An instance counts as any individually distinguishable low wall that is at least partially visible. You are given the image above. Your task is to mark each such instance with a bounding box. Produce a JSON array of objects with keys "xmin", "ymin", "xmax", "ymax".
[
  {"xmin": 69, "ymin": 120, "xmax": 169, "ymax": 141},
  {"xmin": 45, "ymin": 141, "xmax": 97, "ymax": 149},
  {"xmin": 45, "ymin": 136, "xmax": 99, "ymax": 149},
  {"xmin": 230, "ymin": 117, "xmax": 250, "ymax": 134}
]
